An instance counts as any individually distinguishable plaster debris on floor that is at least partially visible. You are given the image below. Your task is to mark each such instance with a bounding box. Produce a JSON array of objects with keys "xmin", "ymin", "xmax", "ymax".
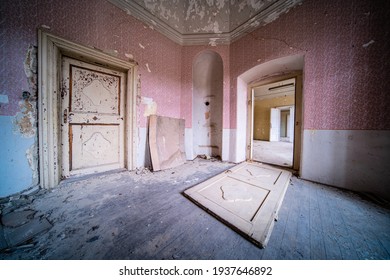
[{"xmin": 0, "ymin": 158, "xmax": 234, "ymax": 259}]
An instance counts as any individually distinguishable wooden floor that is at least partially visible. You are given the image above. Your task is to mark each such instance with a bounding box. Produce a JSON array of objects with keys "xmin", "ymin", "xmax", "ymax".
[
  {"xmin": 1, "ymin": 159, "xmax": 389, "ymax": 260},
  {"xmin": 252, "ymin": 140, "xmax": 293, "ymax": 167}
]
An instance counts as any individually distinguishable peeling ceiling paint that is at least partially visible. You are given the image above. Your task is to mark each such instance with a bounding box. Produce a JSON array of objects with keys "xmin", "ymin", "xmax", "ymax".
[{"xmin": 109, "ymin": 0, "xmax": 303, "ymax": 45}]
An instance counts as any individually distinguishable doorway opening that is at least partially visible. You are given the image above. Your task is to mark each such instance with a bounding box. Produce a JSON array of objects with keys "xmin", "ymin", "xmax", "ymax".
[
  {"xmin": 252, "ymin": 78, "xmax": 295, "ymax": 167},
  {"xmin": 246, "ymin": 70, "xmax": 303, "ymax": 171}
]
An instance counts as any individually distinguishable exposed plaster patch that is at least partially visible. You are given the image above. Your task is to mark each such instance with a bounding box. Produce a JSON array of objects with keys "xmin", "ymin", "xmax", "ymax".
[
  {"xmin": 103, "ymin": 49, "xmax": 119, "ymax": 56},
  {"xmin": 136, "ymin": 74, "xmax": 142, "ymax": 106},
  {"xmin": 362, "ymin": 40, "xmax": 375, "ymax": 48},
  {"xmin": 125, "ymin": 53, "xmax": 134, "ymax": 60},
  {"xmin": 125, "ymin": 8, "xmax": 132, "ymax": 15},
  {"xmin": 139, "ymin": 43, "xmax": 146, "ymax": 49},
  {"xmin": 248, "ymin": 0, "xmax": 266, "ymax": 10},
  {"xmin": 141, "ymin": 97, "xmax": 157, "ymax": 116},
  {"xmin": 24, "ymin": 45, "xmax": 38, "ymax": 95},
  {"xmin": 216, "ymin": 0, "xmax": 227, "ymax": 10},
  {"xmin": 40, "ymin": 24, "xmax": 51, "ymax": 29},
  {"xmin": 14, "ymin": 46, "xmax": 38, "ymax": 138},
  {"xmin": 26, "ymin": 143, "xmax": 39, "ymax": 184},
  {"xmin": 250, "ymin": 20, "xmax": 260, "ymax": 27},
  {"xmin": 263, "ymin": 11, "xmax": 279, "ymax": 24},
  {"xmin": 186, "ymin": 0, "xmax": 206, "ymax": 20},
  {"xmin": 194, "ymin": 21, "xmax": 221, "ymax": 33},
  {"xmin": 145, "ymin": 63, "xmax": 152, "ymax": 72},
  {"xmin": 143, "ymin": 0, "xmax": 158, "ymax": 12},
  {"xmin": 13, "ymin": 98, "xmax": 37, "ymax": 138},
  {"xmin": 209, "ymin": 38, "xmax": 218, "ymax": 46}
]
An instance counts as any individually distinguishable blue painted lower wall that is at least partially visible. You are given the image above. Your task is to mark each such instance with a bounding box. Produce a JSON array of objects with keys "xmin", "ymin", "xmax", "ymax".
[{"xmin": 0, "ymin": 116, "xmax": 36, "ymax": 197}]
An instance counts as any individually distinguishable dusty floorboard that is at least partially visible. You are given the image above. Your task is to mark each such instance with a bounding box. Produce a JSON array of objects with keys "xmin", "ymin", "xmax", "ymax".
[{"xmin": 0, "ymin": 158, "xmax": 389, "ymax": 260}]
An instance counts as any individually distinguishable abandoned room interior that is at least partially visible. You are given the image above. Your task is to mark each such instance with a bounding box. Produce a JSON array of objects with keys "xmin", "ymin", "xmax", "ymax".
[{"xmin": 0, "ymin": 0, "xmax": 389, "ymax": 260}]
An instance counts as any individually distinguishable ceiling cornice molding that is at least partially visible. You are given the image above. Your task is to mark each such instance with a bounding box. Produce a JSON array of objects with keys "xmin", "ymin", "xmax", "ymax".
[
  {"xmin": 108, "ymin": 0, "xmax": 303, "ymax": 46},
  {"xmin": 228, "ymin": 0, "xmax": 302, "ymax": 43},
  {"xmin": 108, "ymin": 0, "xmax": 185, "ymax": 44}
]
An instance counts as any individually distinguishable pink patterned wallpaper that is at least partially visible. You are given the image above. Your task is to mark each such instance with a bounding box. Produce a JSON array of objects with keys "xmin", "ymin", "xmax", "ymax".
[
  {"xmin": 0, "ymin": 0, "xmax": 182, "ymax": 127},
  {"xmin": 230, "ymin": 0, "xmax": 390, "ymax": 130},
  {"xmin": 1, "ymin": 0, "xmax": 389, "ymax": 131}
]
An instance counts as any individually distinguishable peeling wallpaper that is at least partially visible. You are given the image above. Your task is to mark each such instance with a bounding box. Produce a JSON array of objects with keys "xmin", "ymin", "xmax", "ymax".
[
  {"xmin": 230, "ymin": 0, "xmax": 390, "ymax": 130},
  {"xmin": 2, "ymin": 0, "xmax": 385, "ymax": 130},
  {"xmin": 0, "ymin": 0, "xmax": 183, "ymax": 127},
  {"xmin": 0, "ymin": 0, "xmax": 389, "ymax": 198}
]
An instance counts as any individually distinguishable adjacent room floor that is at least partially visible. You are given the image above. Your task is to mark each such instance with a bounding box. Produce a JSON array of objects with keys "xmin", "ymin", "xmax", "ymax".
[
  {"xmin": 0, "ymin": 158, "xmax": 389, "ymax": 260},
  {"xmin": 252, "ymin": 140, "xmax": 293, "ymax": 167}
]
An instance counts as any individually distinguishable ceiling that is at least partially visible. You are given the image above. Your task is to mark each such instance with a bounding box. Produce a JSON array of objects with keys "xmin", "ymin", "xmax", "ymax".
[
  {"xmin": 254, "ymin": 78, "xmax": 295, "ymax": 100},
  {"xmin": 108, "ymin": 0, "xmax": 303, "ymax": 45}
]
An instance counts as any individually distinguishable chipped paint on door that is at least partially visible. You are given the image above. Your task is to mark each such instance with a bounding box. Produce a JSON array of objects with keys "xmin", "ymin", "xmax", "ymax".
[{"xmin": 61, "ymin": 57, "xmax": 126, "ymax": 177}]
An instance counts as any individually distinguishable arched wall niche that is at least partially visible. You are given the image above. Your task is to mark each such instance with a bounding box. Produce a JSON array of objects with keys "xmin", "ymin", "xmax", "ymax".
[
  {"xmin": 234, "ymin": 54, "xmax": 304, "ymax": 165},
  {"xmin": 192, "ymin": 50, "xmax": 224, "ymax": 158}
]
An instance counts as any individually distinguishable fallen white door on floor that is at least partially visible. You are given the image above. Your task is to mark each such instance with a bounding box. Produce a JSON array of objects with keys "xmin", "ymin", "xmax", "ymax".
[{"xmin": 184, "ymin": 161, "xmax": 291, "ymax": 248}]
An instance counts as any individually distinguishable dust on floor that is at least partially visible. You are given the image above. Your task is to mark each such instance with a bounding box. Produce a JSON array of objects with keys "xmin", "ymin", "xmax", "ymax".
[{"xmin": 0, "ymin": 158, "xmax": 234, "ymax": 259}]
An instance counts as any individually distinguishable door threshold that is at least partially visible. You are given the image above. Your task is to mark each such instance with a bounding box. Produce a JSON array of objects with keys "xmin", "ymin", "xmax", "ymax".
[
  {"xmin": 59, "ymin": 168, "xmax": 128, "ymax": 185},
  {"xmin": 251, "ymin": 160, "xmax": 297, "ymax": 175}
]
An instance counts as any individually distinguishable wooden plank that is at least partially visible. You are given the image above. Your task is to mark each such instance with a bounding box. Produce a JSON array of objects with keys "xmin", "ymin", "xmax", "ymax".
[
  {"xmin": 325, "ymin": 189, "xmax": 359, "ymax": 259},
  {"xmin": 275, "ymin": 181, "xmax": 300, "ymax": 259},
  {"xmin": 292, "ymin": 179, "xmax": 311, "ymax": 259},
  {"xmin": 149, "ymin": 115, "xmax": 186, "ymax": 171},
  {"xmin": 316, "ymin": 186, "xmax": 343, "ymax": 259},
  {"xmin": 308, "ymin": 181, "xmax": 326, "ymax": 259}
]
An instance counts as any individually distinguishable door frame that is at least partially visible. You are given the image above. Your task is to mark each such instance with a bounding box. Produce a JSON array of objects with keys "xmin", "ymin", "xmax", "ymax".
[
  {"xmin": 38, "ymin": 30, "xmax": 138, "ymax": 189},
  {"xmin": 246, "ymin": 71, "xmax": 303, "ymax": 171}
]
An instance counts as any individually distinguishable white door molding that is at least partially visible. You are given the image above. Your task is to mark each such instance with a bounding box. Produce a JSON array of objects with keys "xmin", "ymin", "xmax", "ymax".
[
  {"xmin": 38, "ymin": 30, "xmax": 138, "ymax": 189},
  {"xmin": 246, "ymin": 71, "xmax": 303, "ymax": 171}
]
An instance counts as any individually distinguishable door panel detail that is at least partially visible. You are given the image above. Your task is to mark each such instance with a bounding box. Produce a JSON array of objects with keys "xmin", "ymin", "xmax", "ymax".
[{"xmin": 61, "ymin": 57, "xmax": 125, "ymax": 178}]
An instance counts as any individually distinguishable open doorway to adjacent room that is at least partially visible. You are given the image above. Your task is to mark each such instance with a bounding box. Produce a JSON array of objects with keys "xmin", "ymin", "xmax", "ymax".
[{"xmin": 251, "ymin": 77, "xmax": 296, "ymax": 168}]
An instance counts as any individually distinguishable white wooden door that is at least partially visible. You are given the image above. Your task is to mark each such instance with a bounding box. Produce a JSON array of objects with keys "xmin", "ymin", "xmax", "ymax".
[
  {"xmin": 61, "ymin": 57, "xmax": 126, "ymax": 178},
  {"xmin": 269, "ymin": 108, "xmax": 280, "ymax": 142},
  {"xmin": 184, "ymin": 161, "xmax": 291, "ymax": 248}
]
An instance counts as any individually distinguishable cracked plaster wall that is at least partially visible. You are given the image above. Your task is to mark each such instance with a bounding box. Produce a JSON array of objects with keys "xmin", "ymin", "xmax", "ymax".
[
  {"xmin": 1, "ymin": 0, "xmax": 389, "ymax": 199},
  {"xmin": 0, "ymin": 0, "xmax": 183, "ymax": 197}
]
